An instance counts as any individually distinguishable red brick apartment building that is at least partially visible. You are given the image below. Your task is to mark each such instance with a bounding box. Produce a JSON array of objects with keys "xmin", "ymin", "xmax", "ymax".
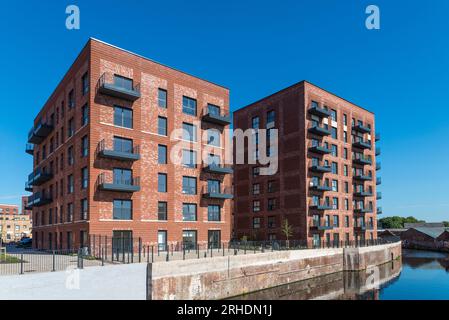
[
  {"xmin": 233, "ymin": 81, "xmax": 381, "ymax": 246},
  {"xmin": 25, "ymin": 38, "xmax": 232, "ymax": 250},
  {"xmin": 0, "ymin": 204, "xmax": 32, "ymax": 243}
]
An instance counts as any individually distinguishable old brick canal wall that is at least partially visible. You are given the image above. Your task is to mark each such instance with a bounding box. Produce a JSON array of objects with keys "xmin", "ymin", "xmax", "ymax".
[{"xmin": 149, "ymin": 241, "xmax": 402, "ymax": 300}]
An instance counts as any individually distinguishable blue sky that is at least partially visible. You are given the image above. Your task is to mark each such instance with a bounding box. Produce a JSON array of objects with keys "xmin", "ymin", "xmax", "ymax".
[{"xmin": 0, "ymin": 0, "xmax": 448, "ymax": 221}]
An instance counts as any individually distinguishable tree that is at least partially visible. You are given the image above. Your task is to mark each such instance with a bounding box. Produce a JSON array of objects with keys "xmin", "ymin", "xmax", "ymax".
[
  {"xmin": 281, "ymin": 219, "xmax": 293, "ymax": 247},
  {"xmin": 379, "ymin": 216, "xmax": 425, "ymax": 229},
  {"xmin": 443, "ymin": 221, "xmax": 449, "ymax": 228}
]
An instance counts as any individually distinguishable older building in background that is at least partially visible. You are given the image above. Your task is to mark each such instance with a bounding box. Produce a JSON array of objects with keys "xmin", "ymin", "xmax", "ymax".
[
  {"xmin": 0, "ymin": 204, "xmax": 32, "ymax": 244},
  {"xmin": 233, "ymin": 81, "xmax": 380, "ymax": 246},
  {"xmin": 26, "ymin": 38, "xmax": 232, "ymax": 250}
]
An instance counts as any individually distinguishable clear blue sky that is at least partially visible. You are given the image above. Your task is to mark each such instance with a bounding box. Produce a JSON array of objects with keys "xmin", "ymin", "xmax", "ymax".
[{"xmin": 1, "ymin": 0, "xmax": 448, "ymax": 221}]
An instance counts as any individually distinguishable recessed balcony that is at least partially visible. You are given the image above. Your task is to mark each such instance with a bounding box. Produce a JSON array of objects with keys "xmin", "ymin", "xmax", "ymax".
[
  {"xmin": 352, "ymin": 139, "xmax": 372, "ymax": 150},
  {"xmin": 25, "ymin": 143, "xmax": 34, "ymax": 155},
  {"xmin": 308, "ymin": 124, "xmax": 331, "ymax": 136},
  {"xmin": 353, "ymin": 174, "xmax": 372, "ymax": 182},
  {"xmin": 202, "ymin": 187, "xmax": 233, "ymax": 200},
  {"xmin": 97, "ymin": 73, "xmax": 141, "ymax": 102},
  {"xmin": 309, "ymin": 184, "xmax": 332, "ymax": 192},
  {"xmin": 97, "ymin": 140, "xmax": 140, "ymax": 162},
  {"xmin": 27, "ymin": 192, "xmax": 52, "ymax": 208},
  {"xmin": 28, "ymin": 121, "xmax": 54, "ymax": 144},
  {"xmin": 308, "ymin": 105, "xmax": 332, "ymax": 118},
  {"xmin": 353, "ymin": 156, "xmax": 373, "ymax": 166},
  {"xmin": 354, "ymin": 191, "xmax": 374, "ymax": 197},
  {"xmin": 97, "ymin": 174, "xmax": 141, "ymax": 193},
  {"xmin": 310, "ymin": 164, "xmax": 332, "ymax": 173},
  {"xmin": 203, "ymin": 164, "xmax": 233, "ymax": 175},
  {"xmin": 201, "ymin": 108, "xmax": 231, "ymax": 126},
  {"xmin": 28, "ymin": 168, "xmax": 53, "ymax": 186},
  {"xmin": 352, "ymin": 124, "xmax": 371, "ymax": 134},
  {"xmin": 308, "ymin": 144, "xmax": 332, "ymax": 155},
  {"xmin": 354, "ymin": 225, "xmax": 374, "ymax": 232},
  {"xmin": 310, "ymin": 224, "xmax": 334, "ymax": 231},
  {"xmin": 309, "ymin": 203, "xmax": 333, "ymax": 211},
  {"xmin": 354, "ymin": 208, "xmax": 373, "ymax": 214}
]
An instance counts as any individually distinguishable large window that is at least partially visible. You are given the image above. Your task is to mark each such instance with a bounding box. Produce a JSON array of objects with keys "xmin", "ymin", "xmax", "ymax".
[
  {"xmin": 113, "ymin": 137, "xmax": 133, "ymax": 153},
  {"xmin": 208, "ymin": 205, "xmax": 220, "ymax": 221},
  {"xmin": 158, "ymin": 116, "xmax": 167, "ymax": 136},
  {"xmin": 81, "ymin": 135, "xmax": 88, "ymax": 157},
  {"xmin": 182, "ymin": 122, "xmax": 196, "ymax": 141},
  {"xmin": 207, "ymin": 180, "xmax": 220, "ymax": 193},
  {"xmin": 80, "ymin": 199, "xmax": 88, "ymax": 220},
  {"xmin": 158, "ymin": 231, "xmax": 167, "ymax": 251},
  {"xmin": 158, "ymin": 173, "xmax": 167, "ymax": 192},
  {"xmin": 267, "ymin": 110, "xmax": 275, "ymax": 126},
  {"xmin": 81, "ymin": 167, "xmax": 88, "ymax": 189},
  {"xmin": 114, "ymin": 106, "xmax": 133, "ymax": 129},
  {"xmin": 113, "ymin": 168, "xmax": 132, "ymax": 185},
  {"xmin": 182, "ymin": 204, "xmax": 197, "ymax": 221},
  {"xmin": 81, "ymin": 104, "xmax": 89, "ymax": 126},
  {"xmin": 207, "ymin": 129, "xmax": 220, "ymax": 147},
  {"xmin": 208, "ymin": 230, "xmax": 221, "ymax": 249},
  {"xmin": 182, "ymin": 176, "xmax": 197, "ymax": 195},
  {"xmin": 67, "ymin": 175, "xmax": 74, "ymax": 194},
  {"xmin": 113, "ymin": 200, "xmax": 132, "ymax": 220},
  {"xmin": 182, "ymin": 231, "xmax": 197, "ymax": 250},
  {"xmin": 182, "ymin": 149, "xmax": 197, "ymax": 168},
  {"xmin": 158, "ymin": 145, "xmax": 167, "ymax": 164},
  {"xmin": 158, "ymin": 202, "xmax": 167, "ymax": 221},
  {"xmin": 207, "ymin": 104, "xmax": 220, "ymax": 115},
  {"xmin": 82, "ymin": 72, "xmax": 89, "ymax": 95},
  {"xmin": 114, "ymin": 75, "xmax": 133, "ymax": 90},
  {"xmin": 182, "ymin": 96, "xmax": 197, "ymax": 116},
  {"xmin": 158, "ymin": 88, "xmax": 167, "ymax": 108}
]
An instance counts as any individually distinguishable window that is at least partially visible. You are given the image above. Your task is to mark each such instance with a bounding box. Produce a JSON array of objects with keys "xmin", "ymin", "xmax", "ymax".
[
  {"xmin": 182, "ymin": 122, "xmax": 196, "ymax": 141},
  {"xmin": 268, "ymin": 216, "xmax": 276, "ymax": 228},
  {"xmin": 114, "ymin": 75, "xmax": 133, "ymax": 90},
  {"xmin": 207, "ymin": 154, "xmax": 221, "ymax": 166},
  {"xmin": 253, "ymin": 200, "xmax": 261, "ymax": 212},
  {"xmin": 113, "ymin": 200, "xmax": 132, "ymax": 220},
  {"xmin": 332, "ymin": 197, "xmax": 339, "ymax": 210},
  {"xmin": 207, "ymin": 104, "xmax": 220, "ymax": 116},
  {"xmin": 182, "ymin": 176, "xmax": 197, "ymax": 195},
  {"xmin": 81, "ymin": 135, "xmax": 88, "ymax": 157},
  {"xmin": 158, "ymin": 116, "xmax": 167, "ymax": 136},
  {"xmin": 82, "ymin": 72, "xmax": 89, "ymax": 95},
  {"xmin": 182, "ymin": 203, "xmax": 197, "ymax": 221},
  {"xmin": 268, "ymin": 198, "xmax": 276, "ymax": 211},
  {"xmin": 208, "ymin": 230, "xmax": 221, "ymax": 249},
  {"xmin": 331, "ymin": 127, "xmax": 338, "ymax": 139},
  {"xmin": 68, "ymin": 118, "xmax": 74, "ymax": 138},
  {"xmin": 67, "ymin": 175, "xmax": 74, "ymax": 194},
  {"xmin": 332, "ymin": 180, "xmax": 338, "ymax": 192},
  {"xmin": 158, "ymin": 145, "xmax": 167, "ymax": 164},
  {"xmin": 344, "ymin": 182, "xmax": 349, "ymax": 193},
  {"xmin": 183, "ymin": 231, "xmax": 197, "ymax": 250},
  {"xmin": 182, "ymin": 149, "xmax": 197, "ymax": 168},
  {"xmin": 343, "ymin": 148, "xmax": 348, "ymax": 159},
  {"xmin": 113, "ymin": 137, "xmax": 133, "ymax": 153},
  {"xmin": 267, "ymin": 110, "xmax": 275, "ymax": 126},
  {"xmin": 253, "ymin": 217, "xmax": 261, "ymax": 229},
  {"xmin": 208, "ymin": 205, "xmax": 220, "ymax": 221},
  {"xmin": 81, "ymin": 167, "xmax": 88, "ymax": 189},
  {"xmin": 81, "ymin": 104, "xmax": 89, "ymax": 126},
  {"xmin": 333, "ymin": 215, "xmax": 339, "ymax": 227},
  {"xmin": 345, "ymin": 216, "xmax": 350, "ymax": 227},
  {"xmin": 344, "ymin": 165, "xmax": 348, "ymax": 177},
  {"xmin": 158, "ymin": 202, "xmax": 167, "ymax": 220},
  {"xmin": 343, "ymin": 114, "xmax": 348, "ymax": 125},
  {"xmin": 158, "ymin": 231, "xmax": 167, "ymax": 251},
  {"xmin": 113, "ymin": 168, "xmax": 132, "ymax": 185},
  {"xmin": 158, "ymin": 173, "xmax": 167, "ymax": 192},
  {"xmin": 252, "ymin": 167, "xmax": 260, "ymax": 177},
  {"xmin": 252, "ymin": 116, "xmax": 260, "ymax": 129},
  {"xmin": 81, "ymin": 199, "xmax": 88, "ymax": 220},
  {"xmin": 207, "ymin": 180, "xmax": 221, "ymax": 194},
  {"xmin": 158, "ymin": 89, "xmax": 167, "ymax": 108},
  {"xmin": 331, "ymin": 109, "xmax": 337, "ymax": 121},
  {"xmin": 331, "ymin": 144, "xmax": 338, "ymax": 157},
  {"xmin": 331, "ymin": 162, "xmax": 338, "ymax": 174},
  {"xmin": 68, "ymin": 90, "xmax": 75, "ymax": 108},
  {"xmin": 207, "ymin": 129, "xmax": 220, "ymax": 146},
  {"xmin": 253, "ymin": 183, "xmax": 260, "ymax": 195},
  {"xmin": 67, "ymin": 203, "xmax": 74, "ymax": 222},
  {"xmin": 343, "ymin": 131, "xmax": 348, "ymax": 143},
  {"xmin": 114, "ymin": 106, "xmax": 133, "ymax": 129},
  {"xmin": 182, "ymin": 96, "xmax": 197, "ymax": 116},
  {"xmin": 345, "ymin": 199, "xmax": 349, "ymax": 210},
  {"xmin": 268, "ymin": 181, "xmax": 276, "ymax": 193}
]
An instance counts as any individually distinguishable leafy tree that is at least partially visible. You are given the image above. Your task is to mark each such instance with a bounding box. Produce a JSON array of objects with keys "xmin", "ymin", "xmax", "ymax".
[
  {"xmin": 443, "ymin": 221, "xmax": 449, "ymax": 228},
  {"xmin": 379, "ymin": 216, "xmax": 425, "ymax": 229}
]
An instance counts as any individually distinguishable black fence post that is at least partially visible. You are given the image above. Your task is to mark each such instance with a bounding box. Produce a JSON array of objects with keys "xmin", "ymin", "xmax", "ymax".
[
  {"xmin": 222, "ymin": 243, "xmax": 225, "ymax": 256},
  {"xmin": 102, "ymin": 248, "xmax": 105, "ymax": 266},
  {"xmin": 151, "ymin": 246, "xmax": 154, "ymax": 263},
  {"xmin": 166, "ymin": 249, "xmax": 169, "ymax": 261},
  {"xmin": 138, "ymin": 238, "xmax": 142, "ymax": 263},
  {"xmin": 52, "ymin": 251, "xmax": 55, "ymax": 272},
  {"xmin": 20, "ymin": 254, "xmax": 24, "ymax": 275}
]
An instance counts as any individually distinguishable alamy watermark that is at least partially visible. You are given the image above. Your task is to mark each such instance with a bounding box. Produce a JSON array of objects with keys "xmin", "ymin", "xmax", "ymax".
[
  {"xmin": 365, "ymin": 5, "xmax": 380, "ymax": 30},
  {"xmin": 66, "ymin": 5, "xmax": 80, "ymax": 30}
]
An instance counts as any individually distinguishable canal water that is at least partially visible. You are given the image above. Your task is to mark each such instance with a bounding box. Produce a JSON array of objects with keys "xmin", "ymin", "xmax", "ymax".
[{"xmin": 231, "ymin": 249, "xmax": 449, "ymax": 300}]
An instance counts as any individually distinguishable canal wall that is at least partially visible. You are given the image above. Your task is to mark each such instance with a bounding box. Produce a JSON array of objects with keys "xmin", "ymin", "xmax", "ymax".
[{"xmin": 149, "ymin": 242, "xmax": 402, "ymax": 300}]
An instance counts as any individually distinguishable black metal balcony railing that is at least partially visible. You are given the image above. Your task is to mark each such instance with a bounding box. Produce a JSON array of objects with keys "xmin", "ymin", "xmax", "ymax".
[
  {"xmin": 203, "ymin": 164, "xmax": 233, "ymax": 175},
  {"xmin": 377, "ymin": 207, "xmax": 383, "ymax": 215},
  {"xmin": 353, "ymin": 173, "xmax": 373, "ymax": 181},
  {"xmin": 309, "ymin": 202, "xmax": 333, "ymax": 211},
  {"xmin": 354, "ymin": 190, "xmax": 374, "ymax": 197},
  {"xmin": 308, "ymin": 104, "xmax": 332, "ymax": 118},
  {"xmin": 352, "ymin": 155, "xmax": 373, "ymax": 166},
  {"xmin": 308, "ymin": 143, "xmax": 332, "ymax": 155},
  {"xmin": 376, "ymin": 162, "xmax": 382, "ymax": 171},
  {"xmin": 352, "ymin": 139, "xmax": 372, "ymax": 150},
  {"xmin": 308, "ymin": 123, "xmax": 331, "ymax": 136},
  {"xmin": 97, "ymin": 73, "xmax": 141, "ymax": 102},
  {"xmin": 25, "ymin": 143, "xmax": 34, "ymax": 155},
  {"xmin": 28, "ymin": 168, "xmax": 53, "ymax": 186},
  {"xmin": 309, "ymin": 183, "xmax": 332, "ymax": 192},
  {"xmin": 27, "ymin": 192, "xmax": 52, "ymax": 208},
  {"xmin": 375, "ymin": 133, "xmax": 380, "ymax": 142},
  {"xmin": 96, "ymin": 173, "xmax": 141, "ymax": 193},
  {"xmin": 310, "ymin": 164, "xmax": 332, "ymax": 173},
  {"xmin": 97, "ymin": 140, "xmax": 140, "ymax": 161},
  {"xmin": 25, "ymin": 181, "xmax": 33, "ymax": 192},
  {"xmin": 352, "ymin": 124, "xmax": 371, "ymax": 134},
  {"xmin": 28, "ymin": 120, "xmax": 54, "ymax": 144},
  {"xmin": 376, "ymin": 177, "xmax": 382, "ymax": 185},
  {"xmin": 376, "ymin": 147, "xmax": 381, "ymax": 156},
  {"xmin": 354, "ymin": 207, "xmax": 373, "ymax": 214},
  {"xmin": 201, "ymin": 108, "xmax": 231, "ymax": 126},
  {"xmin": 310, "ymin": 221, "xmax": 334, "ymax": 231},
  {"xmin": 202, "ymin": 186, "xmax": 233, "ymax": 200}
]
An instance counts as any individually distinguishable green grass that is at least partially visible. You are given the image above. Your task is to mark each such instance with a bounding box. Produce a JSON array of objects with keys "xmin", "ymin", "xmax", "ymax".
[{"xmin": 0, "ymin": 254, "xmax": 22, "ymax": 264}]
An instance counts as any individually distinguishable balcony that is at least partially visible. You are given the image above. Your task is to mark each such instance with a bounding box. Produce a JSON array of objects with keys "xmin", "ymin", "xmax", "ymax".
[
  {"xmin": 377, "ymin": 192, "xmax": 382, "ymax": 200},
  {"xmin": 309, "ymin": 183, "xmax": 332, "ymax": 192},
  {"xmin": 25, "ymin": 181, "xmax": 32, "ymax": 192},
  {"xmin": 375, "ymin": 133, "xmax": 380, "ymax": 142},
  {"xmin": 376, "ymin": 147, "xmax": 381, "ymax": 156},
  {"xmin": 376, "ymin": 162, "xmax": 381, "ymax": 171},
  {"xmin": 353, "ymin": 174, "xmax": 372, "ymax": 182},
  {"xmin": 25, "ymin": 143, "xmax": 34, "ymax": 155},
  {"xmin": 354, "ymin": 208, "xmax": 373, "ymax": 214},
  {"xmin": 308, "ymin": 144, "xmax": 332, "ymax": 155},
  {"xmin": 309, "ymin": 202, "xmax": 333, "ymax": 211},
  {"xmin": 97, "ymin": 73, "xmax": 141, "ymax": 102},
  {"xmin": 352, "ymin": 124, "xmax": 371, "ymax": 134},
  {"xmin": 352, "ymin": 155, "xmax": 372, "ymax": 166},
  {"xmin": 28, "ymin": 121, "xmax": 54, "ymax": 144},
  {"xmin": 97, "ymin": 140, "xmax": 140, "ymax": 162},
  {"xmin": 310, "ymin": 164, "xmax": 332, "ymax": 173},
  {"xmin": 352, "ymin": 139, "xmax": 372, "ymax": 150},
  {"xmin": 354, "ymin": 191, "xmax": 373, "ymax": 197},
  {"xmin": 377, "ymin": 207, "xmax": 383, "ymax": 215},
  {"xmin": 96, "ymin": 174, "xmax": 140, "ymax": 193},
  {"xmin": 203, "ymin": 164, "xmax": 233, "ymax": 175},
  {"xmin": 308, "ymin": 104, "xmax": 332, "ymax": 118},
  {"xmin": 310, "ymin": 224, "xmax": 334, "ymax": 231},
  {"xmin": 28, "ymin": 168, "xmax": 53, "ymax": 186},
  {"xmin": 201, "ymin": 108, "xmax": 231, "ymax": 126},
  {"xmin": 354, "ymin": 225, "xmax": 374, "ymax": 232},
  {"xmin": 202, "ymin": 186, "xmax": 233, "ymax": 200},
  {"xmin": 308, "ymin": 124, "xmax": 331, "ymax": 136},
  {"xmin": 376, "ymin": 177, "xmax": 382, "ymax": 185},
  {"xmin": 27, "ymin": 192, "xmax": 52, "ymax": 208}
]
